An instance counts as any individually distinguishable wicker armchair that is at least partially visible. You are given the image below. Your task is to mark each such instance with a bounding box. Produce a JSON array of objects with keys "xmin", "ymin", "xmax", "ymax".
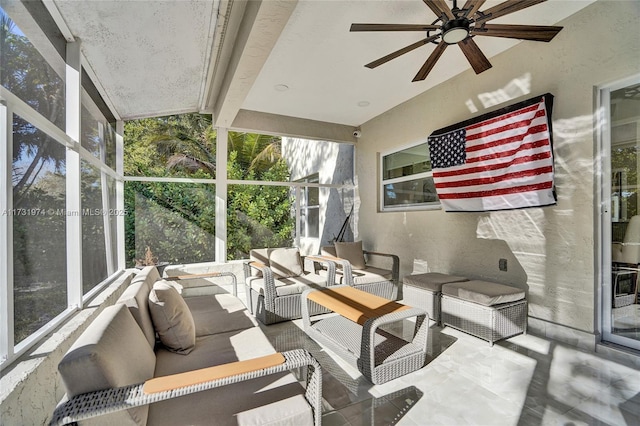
[
  {"xmin": 320, "ymin": 242, "xmax": 399, "ymax": 300},
  {"xmin": 243, "ymin": 248, "xmax": 336, "ymax": 324}
]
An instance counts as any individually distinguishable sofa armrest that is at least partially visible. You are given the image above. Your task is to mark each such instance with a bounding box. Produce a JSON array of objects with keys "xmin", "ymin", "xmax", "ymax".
[
  {"xmin": 50, "ymin": 349, "xmax": 323, "ymax": 426},
  {"xmin": 363, "ymin": 251, "xmax": 400, "ymax": 283},
  {"xmin": 244, "ymin": 261, "xmax": 278, "ymax": 311},
  {"xmin": 305, "ymin": 255, "xmax": 339, "ymax": 286},
  {"xmin": 166, "ymin": 272, "xmax": 237, "ymax": 297}
]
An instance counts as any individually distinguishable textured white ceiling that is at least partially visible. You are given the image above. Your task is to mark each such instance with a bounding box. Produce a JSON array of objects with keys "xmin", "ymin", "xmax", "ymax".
[
  {"xmin": 243, "ymin": 0, "xmax": 596, "ymax": 126},
  {"xmin": 52, "ymin": 0, "xmax": 596, "ymax": 126},
  {"xmin": 54, "ymin": 0, "xmax": 218, "ymax": 120}
]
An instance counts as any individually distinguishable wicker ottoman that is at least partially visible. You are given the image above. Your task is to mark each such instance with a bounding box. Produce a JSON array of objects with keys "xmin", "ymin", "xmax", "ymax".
[
  {"xmin": 403, "ymin": 273, "xmax": 469, "ymax": 324},
  {"xmin": 441, "ymin": 280, "xmax": 527, "ymax": 346}
]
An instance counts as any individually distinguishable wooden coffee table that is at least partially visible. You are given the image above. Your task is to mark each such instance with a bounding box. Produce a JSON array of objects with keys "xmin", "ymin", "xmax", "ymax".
[{"xmin": 301, "ymin": 285, "xmax": 428, "ymax": 384}]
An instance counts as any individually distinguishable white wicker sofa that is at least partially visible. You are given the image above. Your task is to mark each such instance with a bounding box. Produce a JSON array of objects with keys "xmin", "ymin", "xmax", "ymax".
[
  {"xmin": 244, "ymin": 247, "xmax": 336, "ymax": 324},
  {"xmin": 320, "ymin": 242, "xmax": 399, "ymax": 300},
  {"xmin": 51, "ymin": 266, "xmax": 322, "ymax": 426}
]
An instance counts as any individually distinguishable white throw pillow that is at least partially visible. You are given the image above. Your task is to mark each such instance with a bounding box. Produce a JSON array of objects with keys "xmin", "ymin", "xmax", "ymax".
[
  {"xmin": 335, "ymin": 241, "xmax": 367, "ymax": 270},
  {"xmin": 148, "ymin": 280, "xmax": 196, "ymax": 354},
  {"xmin": 269, "ymin": 248, "xmax": 304, "ymax": 278}
]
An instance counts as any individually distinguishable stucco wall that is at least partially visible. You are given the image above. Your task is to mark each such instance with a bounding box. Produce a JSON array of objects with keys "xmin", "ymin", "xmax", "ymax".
[
  {"xmin": 356, "ymin": 0, "xmax": 640, "ymax": 334},
  {"xmin": 283, "ymin": 138, "xmax": 355, "ymax": 254}
]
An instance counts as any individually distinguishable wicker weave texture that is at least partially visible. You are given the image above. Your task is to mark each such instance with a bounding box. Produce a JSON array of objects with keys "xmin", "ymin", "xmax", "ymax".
[
  {"xmin": 441, "ymin": 296, "xmax": 527, "ymax": 345},
  {"xmin": 49, "ymin": 349, "xmax": 322, "ymax": 426},
  {"xmin": 302, "ymin": 286, "xmax": 428, "ymax": 384},
  {"xmin": 403, "ymin": 286, "xmax": 440, "ymax": 323},
  {"xmin": 353, "ymin": 280, "xmax": 398, "ymax": 300}
]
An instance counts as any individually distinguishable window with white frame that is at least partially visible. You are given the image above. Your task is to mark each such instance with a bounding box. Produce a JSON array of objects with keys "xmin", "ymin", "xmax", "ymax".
[
  {"xmin": 1, "ymin": 4, "xmax": 123, "ymax": 368},
  {"xmin": 298, "ymin": 174, "xmax": 319, "ymax": 238},
  {"xmin": 380, "ymin": 142, "xmax": 439, "ymax": 211}
]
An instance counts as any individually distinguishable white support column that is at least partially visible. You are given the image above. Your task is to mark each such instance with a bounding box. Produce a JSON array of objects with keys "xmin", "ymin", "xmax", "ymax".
[
  {"xmin": 0, "ymin": 99, "xmax": 15, "ymax": 364},
  {"xmin": 116, "ymin": 120, "xmax": 126, "ymax": 270},
  {"xmin": 295, "ymin": 186, "xmax": 301, "ymax": 248},
  {"xmin": 215, "ymin": 128, "xmax": 228, "ymax": 263},
  {"xmin": 66, "ymin": 40, "xmax": 83, "ymax": 307},
  {"xmin": 98, "ymin": 122, "xmax": 114, "ymax": 274}
]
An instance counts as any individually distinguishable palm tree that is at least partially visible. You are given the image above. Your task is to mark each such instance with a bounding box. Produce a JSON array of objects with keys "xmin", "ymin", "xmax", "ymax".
[{"xmin": 227, "ymin": 131, "xmax": 282, "ymax": 177}]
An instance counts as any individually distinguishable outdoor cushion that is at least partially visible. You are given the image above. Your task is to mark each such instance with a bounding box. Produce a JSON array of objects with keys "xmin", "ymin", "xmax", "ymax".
[
  {"xmin": 184, "ymin": 294, "xmax": 258, "ymax": 336},
  {"xmin": 147, "ymin": 375, "xmax": 313, "ymax": 426},
  {"xmin": 149, "ymin": 281, "xmax": 196, "ymax": 354},
  {"xmin": 116, "ymin": 280, "xmax": 156, "ymax": 348},
  {"xmin": 58, "ymin": 304, "xmax": 155, "ymax": 426},
  {"xmin": 334, "ymin": 241, "xmax": 367, "ymax": 270},
  {"xmin": 151, "ymin": 324, "xmax": 313, "ymax": 426},
  {"xmin": 249, "ymin": 248, "xmax": 271, "ymax": 277},
  {"xmin": 248, "ymin": 273, "xmax": 327, "ymax": 297},
  {"xmin": 333, "ymin": 266, "xmax": 393, "ymax": 285},
  {"xmin": 442, "ymin": 280, "xmax": 525, "ymax": 306},
  {"xmin": 404, "ymin": 272, "xmax": 469, "ymax": 292},
  {"xmin": 154, "ymin": 327, "xmax": 277, "ymax": 376},
  {"xmin": 269, "ymin": 247, "xmax": 304, "ymax": 278},
  {"xmin": 131, "ymin": 265, "xmax": 162, "ymax": 290}
]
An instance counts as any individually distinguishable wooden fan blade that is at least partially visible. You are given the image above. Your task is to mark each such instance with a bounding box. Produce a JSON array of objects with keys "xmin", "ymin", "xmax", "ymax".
[
  {"xmin": 350, "ymin": 23, "xmax": 441, "ymax": 32},
  {"xmin": 458, "ymin": 38, "xmax": 492, "ymax": 74},
  {"xmin": 472, "ymin": 24, "xmax": 562, "ymax": 42},
  {"xmin": 366, "ymin": 35, "xmax": 441, "ymax": 69},
  {"xmin": 413, "ymin": 41, "xmax": 448, "ymax": 82},
  {"xmin": 462, "ymin": 0, "xmax": 487, "ymax": 18},
  {"xmin": 476, "ymin": 0, "xmax": 547, "ymax": 23},
  {"xmin": 422, "ymin": 0, "xmax": 455, "ymax": 20}
]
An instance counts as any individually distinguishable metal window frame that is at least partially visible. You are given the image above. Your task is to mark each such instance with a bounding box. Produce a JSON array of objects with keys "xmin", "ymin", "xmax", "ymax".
[
  {"xmin": 0, "ymin": 15, "xmax": 124, "ymax": 370},
  {"xmin": 379, "ymin": 140, "xmax": 441, "ymax": 212}
]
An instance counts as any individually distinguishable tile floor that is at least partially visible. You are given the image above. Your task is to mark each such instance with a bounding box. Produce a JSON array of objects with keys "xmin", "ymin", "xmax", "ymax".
[{"xmin": 259, "ymin": 317, "xmax": 640, "ymax": 426}]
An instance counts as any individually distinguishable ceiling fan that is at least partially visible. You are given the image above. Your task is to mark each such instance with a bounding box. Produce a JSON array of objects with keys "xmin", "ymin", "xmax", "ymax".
[{"xmin": 350, "ymin": 0, "xmax": 563, "ymax": 82}]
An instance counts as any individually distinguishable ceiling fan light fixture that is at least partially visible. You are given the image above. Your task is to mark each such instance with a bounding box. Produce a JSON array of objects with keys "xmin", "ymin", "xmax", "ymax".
[{"xmin": 442, "ymin": 18, "xmax": 470, "ymax": 44}]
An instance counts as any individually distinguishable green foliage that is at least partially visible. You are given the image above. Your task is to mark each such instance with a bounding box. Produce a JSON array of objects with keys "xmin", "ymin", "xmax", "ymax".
[{"xmin": 124, "ymin": 114, "xmax": 294, "ymax": 264}]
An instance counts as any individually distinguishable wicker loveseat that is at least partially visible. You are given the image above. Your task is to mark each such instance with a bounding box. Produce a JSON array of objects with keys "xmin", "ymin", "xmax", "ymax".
[
  {"xmin": 321, "ymin": 242, "xmax": 399, "ymax": 300},
  {"xmin": 51, "ymin": 266, "xmax": 322, "ymax": 426},
  {"xmin": 243, "ymin": 247, "xmax": 337, "ymax": 324}
]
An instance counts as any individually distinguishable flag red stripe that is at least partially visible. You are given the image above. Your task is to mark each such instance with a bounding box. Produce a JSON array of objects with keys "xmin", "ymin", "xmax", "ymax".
[
  {"xmin": 434, "ymin": 166, "xmax": 553, "ymax": 189},
  {"xmin": 466, "ymin": 109, "xmax": 547, "ymax": 141},
  {"xmin": 433, "ymin": 152, "xmax": 552, "ymax": 178},
  {"xmin": 466, "ymin": 124, "xmax": 549, "ymax": 153},
  {"xmin": 436, "ymin": 181, "xmax": 553, "ymax": 199},
  {"xmin": 467, "ymin": 139, "xmax": 550, "ymax": 163},
  {"xmin": 465, "ymin": 102, "xmax": 542, "ymax": 131}
]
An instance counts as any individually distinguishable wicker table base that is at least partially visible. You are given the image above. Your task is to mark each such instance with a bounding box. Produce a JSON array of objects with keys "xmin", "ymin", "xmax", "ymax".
[{"xmin": 302, "ymin": 286, "xmax": 429, "ymax": 384}]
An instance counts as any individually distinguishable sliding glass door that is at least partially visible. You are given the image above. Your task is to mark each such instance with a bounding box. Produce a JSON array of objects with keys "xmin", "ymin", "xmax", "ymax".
[{"xmin": 601, "ymin": 75, "xmax": 640, "ymax": 350}]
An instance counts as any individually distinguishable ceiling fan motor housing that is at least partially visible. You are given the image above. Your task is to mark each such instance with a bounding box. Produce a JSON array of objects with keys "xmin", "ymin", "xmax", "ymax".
[{"xmin": 442, "ymin": 18, "xmax": 471, "ymax": 44}]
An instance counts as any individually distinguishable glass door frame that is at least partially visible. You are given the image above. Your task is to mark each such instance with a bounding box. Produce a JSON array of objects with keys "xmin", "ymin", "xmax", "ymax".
[{"xmin": 598, "ymin": 73, "xmax": 640, "ymax": 351}]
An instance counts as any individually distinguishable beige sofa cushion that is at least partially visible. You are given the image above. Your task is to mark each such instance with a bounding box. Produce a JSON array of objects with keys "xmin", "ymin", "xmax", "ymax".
[
  {"xmin": 249, "ymin": 248, "xmax": 271, "ymax": 277},
  {"xmin": 404, "ymin": 272, "xmax": 469, "ymax": 292},
  {"xmin": 249, "ymin": 273, "xmax": 327, "ymax": 297},
  {"xmin": 131, "ymin": 265, "xmax": 161, "ymax": 289},
  {"xmin": 335, "ymin": 241, "xmax": 366, "ymax": 270},
  {"xmin": 339, "ymin": 266, "xmax": 393, "ymax": 285},
  {"xmin": 151, "ymin": 327, "xmax": 313, "ymax": 426},
  {"xmin": 269, "ymin": 247, "xmax": 304, "ymax": 278},
  {"xmin": 184, "ymin": 294, "xmax": 258, "ymax": 336},
  {"xmin": 442, "ymin": 280, "xmax": 525, "ymax": 306},
  {"xmin": 149, "ymin": 281, "xmax": 196, "ymax": 354},
  {"xmin": 58, "ymin": 304, "xmax": 155, "ymax": 425},
  {"xmin": 116, "ymin": 280, "xmax": 156, "ymax": 348}
]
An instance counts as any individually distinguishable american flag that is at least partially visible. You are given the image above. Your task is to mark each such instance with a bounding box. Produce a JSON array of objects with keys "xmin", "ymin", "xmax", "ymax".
[{"xmin": 427, "ymin": 94, "xmax": 556, "ymax": 212}]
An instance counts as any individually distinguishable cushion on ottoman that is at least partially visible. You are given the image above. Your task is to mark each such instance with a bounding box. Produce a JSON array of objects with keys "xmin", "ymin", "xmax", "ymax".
[
  {"xmin": 404, "ymin": 273, "xmax": 469, "ymax": 292},
  {"xmin": 442, "ymin": 280, "xmax": 525, "ymax": 306}
]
